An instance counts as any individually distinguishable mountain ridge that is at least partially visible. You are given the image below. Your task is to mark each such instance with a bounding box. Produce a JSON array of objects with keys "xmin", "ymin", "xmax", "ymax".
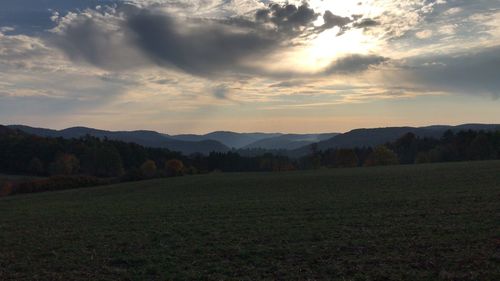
[
  {"xmin": 290, "ymin": 124, "xmax": 500, "ymax": 157},
  {"xmin": 7, "ymin": 125, "xmax": 230, "ymax": 155},
  {"xmin": 7, "ymin": 124, "xmax": 500, "ymax": 156}
]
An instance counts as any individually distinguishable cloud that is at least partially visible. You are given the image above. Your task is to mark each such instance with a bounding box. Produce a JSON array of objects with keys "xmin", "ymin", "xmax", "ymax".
[
  {"xmin": 385, "ymin": 45, "xmax": 500, "ymax": 97},
  {"xmin": 125, "ymin": 10, "xmax": 281, "ymax": 76},
  {"xmin": 212, "ymin": 85, "xmax": 231, "ymax": 100},
  {"xmin": 269, "ymin": 80, "xmax": 307, "ymax": 88},
  {"xmin": 323, "ymin": 55, "xmax": 388, "ymax": 75},
  {"xmin": 49, "ymin": 2, "xmax": 363, "ymax": 77},
  {"xmin": 50, "ymin": 7, "xmax": 148, "ymax": 70},
  {"xmin": 255, "ymin": 3, "xmax": 319, "ymax": 34},
  {"xmin": 352, "ymin": 18, "xmax": 380, "ymax": 29}
]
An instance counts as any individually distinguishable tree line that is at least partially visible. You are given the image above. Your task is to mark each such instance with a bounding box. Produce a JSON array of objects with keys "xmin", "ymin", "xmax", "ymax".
[
  {"xmin": 305, "ymin": 130, "xmax": 500, "ymax": 169},
  {"xmin": 1, "ymin": 126, "xmax": 499, "ymax": 195}
]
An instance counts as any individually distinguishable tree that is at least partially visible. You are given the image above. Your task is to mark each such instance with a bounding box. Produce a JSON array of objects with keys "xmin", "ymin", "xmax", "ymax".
[
  {"xmin": 141, "ymin": 160, "xmax": 157, "ymax": 178},
  {"xmin": 467, "ymin": 134, "xmax": 493, "ymax": 160},
  {"xmin": 334, "ymin": 149, "xmax": 359, "ymax": 168},
  {"xmin": 364, "ymin": 146, "xmax": 399, "ymax": 166},
  {"xmin": 49, "ymin": 154, "xmax": 80, "ymax": 175},
  {"xmin": 309, "ymin": 143, "xmax": 321, "ymax": 169},
  {"xmin": 166, "ymin": 159, "xmax": 184, "ymax": 176},
  {"xmin": 28, "ymin": 157, "xmax": 44, "ymax": 175},
  {"xmin": 392, "ymin": 132, "xmax": 418, "ymax": 164},
  {"xmin": 81, "ymin": 146, "xmax": 124, "ymax": 177},
  {"xmin": 415, "ymin": 147, "xmax": 445, "ymax": 164}
]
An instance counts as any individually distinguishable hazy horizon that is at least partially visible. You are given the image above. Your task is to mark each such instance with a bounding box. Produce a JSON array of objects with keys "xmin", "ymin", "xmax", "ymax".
[{"xmin": 7, "ymin": 121, "xmax": 500, "ymax": 136}]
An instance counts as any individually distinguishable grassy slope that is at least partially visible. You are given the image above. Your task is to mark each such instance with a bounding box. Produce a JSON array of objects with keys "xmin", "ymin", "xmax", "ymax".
[{"xmin": 0, "ymin": 161, "xmax": 499, "ymax": 281}]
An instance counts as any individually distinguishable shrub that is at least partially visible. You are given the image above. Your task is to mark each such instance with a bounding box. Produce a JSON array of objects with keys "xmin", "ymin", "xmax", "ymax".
[
  {"xmin": 184, "ymin": 166, "xmax": 199, "ymax": 175},
  {"xmin": 121, "ymin": 168, "xmax": 144, "ymax": 182},
  {"xmin": 0, "ymin": 181, "xmax": 14, "ymax": 197},
  {"xmin": 10, "ymin": 176, "xmax": 114, "ymax": 195}
]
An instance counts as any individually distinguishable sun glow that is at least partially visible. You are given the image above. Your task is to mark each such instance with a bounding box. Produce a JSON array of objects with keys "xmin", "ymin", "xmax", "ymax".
[
  {"xmin": 262, "ymin": 0, "xmax": 385, "ymax": 73},
  {"xmin": 302, "ymin": 28, "xmax": 379, "ymax": 70}
]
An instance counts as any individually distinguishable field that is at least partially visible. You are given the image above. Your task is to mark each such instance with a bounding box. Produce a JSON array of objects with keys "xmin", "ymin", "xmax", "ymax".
[{"xmin": 1, "ymin": 161, "xmax": 499, "ymax": 280}]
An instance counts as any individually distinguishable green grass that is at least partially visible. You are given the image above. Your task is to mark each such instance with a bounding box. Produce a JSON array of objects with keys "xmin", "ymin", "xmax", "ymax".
[{"xmin": 1, "ymin": 161, "xmax": 499, "ymax": 281}]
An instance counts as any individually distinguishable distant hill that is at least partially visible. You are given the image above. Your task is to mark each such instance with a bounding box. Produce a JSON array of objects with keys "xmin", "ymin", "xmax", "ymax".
[
  {"xmin": 291, "ymin": 124, "xmax": 500, "ymax": 157},
  {"xmin": 8, "ymin": 125, "xmax": 230, "ymax": 155},
  {"xmin": 171, "ymin": 131, "xmax": 282, "ymax": 149},
  {"xmin": 8, "ymin": 123, "xmax": 499, "ymax": 157},
  {"xmin": 0, "ymin": 125, "xmax": 11, "ymax": 135},
  {"xmin": 243, "ymin": 133, "xmax": 339, "ymax": 150}
]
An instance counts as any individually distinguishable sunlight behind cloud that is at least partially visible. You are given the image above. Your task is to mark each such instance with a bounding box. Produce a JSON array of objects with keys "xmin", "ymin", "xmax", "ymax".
[{"xmin": 301, "ymin": 28, "xmax": 380, "ymax": 71}]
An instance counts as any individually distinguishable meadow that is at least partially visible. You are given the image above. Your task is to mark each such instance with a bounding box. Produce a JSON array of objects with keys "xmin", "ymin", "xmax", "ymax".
[{"xmin": 0, "ymin": 161, "xmax": 499, "ymax": 280}]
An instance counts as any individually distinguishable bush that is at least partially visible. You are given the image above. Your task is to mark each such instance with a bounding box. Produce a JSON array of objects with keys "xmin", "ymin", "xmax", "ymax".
[
  {"xmin": 184, "ymin": 166, "xmax": 199, "ymax": 175},
  {"xmin": 10, "ymin": 176, "xmax": 115, "ymax": 195},
  {"xmin": 0, "ymin": 181, "xmax": 13, "ymax": 197},
  {"xmin": 121, "ymin": 168, "xmax": 144, "ymax": 182}
]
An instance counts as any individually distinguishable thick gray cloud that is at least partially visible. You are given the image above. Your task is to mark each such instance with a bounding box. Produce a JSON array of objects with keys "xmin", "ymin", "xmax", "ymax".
[
  {"xmin": 255, "ymin": 3, "xmax": 319, "ymax": 34},
  {"xmin": 51, "ymin": 13, "xmax": 146, "ymax": 70},
  {"xmin": 212, "ymin": 85, "xmax": 230, "ymax": 100},
  {"xmin": 321, "ymin": 11, "xmax": 352, "ymax": 29},
  {"xmin": 353, "ymin": 18, "xmax": 380, "ymax": 29},
  {"xmin": 390, "ymin": 46, "xmax": 500, "ymax": 97},
  {"xmin": 50, "ymin": 2, "xmax": 365, "ymax": 77},
  {"xmin": 125, "ymin": 10, "xmax": 280, "ymax": 76},
  {"xmin": 324, "ymin": 55, "xmax": 388, "ymax": 74}
]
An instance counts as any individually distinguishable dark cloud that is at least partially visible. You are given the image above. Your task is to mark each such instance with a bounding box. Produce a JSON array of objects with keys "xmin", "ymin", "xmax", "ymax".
[
  {"xmin": 321, "ymin": 11, "xmax": 352, "ymax": 30},
  {"xmin": 393, "ymin": 46, "xmax": 500, "ymax": 97},
  {"xmin": 212, "ymin": 85, "xmax": 230, "ymax": 100},
  {"xmin": 324, "ymin": 55, "xmax": 388, "ymax": 74},
  {"xmin": 353, "ymin": 18, "xmax": 380, "ymax": 28},
  {"xmin": 256, "ymin": 3, "xmax": 319, "ymax": 34},
  {"xmin": 125, "ymin": 10, "xmax": 280, "ymax": 76},
  {"xmin": 51, "ymin": 15, "xmax": 146, "ymax": 70},
  {"xmin": 50, "ymin": 2, "xmax": 383, "ymax": 77}
]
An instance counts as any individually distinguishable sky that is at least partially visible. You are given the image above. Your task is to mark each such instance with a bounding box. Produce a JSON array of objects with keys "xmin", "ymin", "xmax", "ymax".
[{"xmin": 0, "ymin": 0, "xmax": 499, "ymax": 134}]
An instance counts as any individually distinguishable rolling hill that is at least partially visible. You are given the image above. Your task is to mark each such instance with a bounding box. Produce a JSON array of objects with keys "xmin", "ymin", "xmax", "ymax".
[
  {"xmin": 8, "ymin": 123, "xmax": 499, "ymax": 157},
  {"xmin": 291, "ymin": 124, "xmax": 500, "ymax": 156},
  {"xmin": 170, "ymin": 131, "xmax": 282, "ymax": 149},
  {"xmin": 243, "ymin": 133, "xmax": 339, "ymax": 150},
  {"xmin": 8, "ymin": 125, "xmax": 230, "ymax": 155}
]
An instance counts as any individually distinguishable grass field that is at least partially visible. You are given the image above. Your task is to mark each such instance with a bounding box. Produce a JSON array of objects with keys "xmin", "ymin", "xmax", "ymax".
[{"xmin": 1, "ymin": 161, "xmax": 499, "ymax": 280}]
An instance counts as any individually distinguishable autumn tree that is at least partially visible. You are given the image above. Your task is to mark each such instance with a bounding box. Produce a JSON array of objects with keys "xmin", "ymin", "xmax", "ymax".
[
  {"xmin": 364, "ymin": 146, "xmax": 399, "ymax": 166},
  {"xmin": 141, "ymin": 160, "xmax": 157, "ymax": 178},
  {"xmin": 166, "ymin": 159, "xmax": 184, "ymax": 176},
  {"xmin": 334, "ymin": 149, "xmax": 359, "ymax": 168},
  {"xmin": 49, "ymin": 154, "xmax": 80, "ymax": 175}
]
